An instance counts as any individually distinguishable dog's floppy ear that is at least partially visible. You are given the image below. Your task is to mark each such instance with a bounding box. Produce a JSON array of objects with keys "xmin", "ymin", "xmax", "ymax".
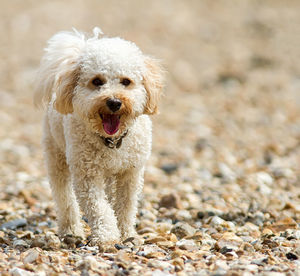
[
  {"xmin": 142, "ymin": 57, "xmax": 165, "ymax": 115},
  {"xmin": 34, "ymin": 30, "xmax": 85, "ymax": 114},
  {"xmin": 53, "ymin": 65, "xmax": 80, "ymax": 114}
]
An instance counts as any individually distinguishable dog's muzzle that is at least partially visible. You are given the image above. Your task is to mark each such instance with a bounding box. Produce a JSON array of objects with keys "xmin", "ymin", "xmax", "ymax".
[{"xmin": 106, "ymin": 98, "xmax": 122, "ymax": 112}]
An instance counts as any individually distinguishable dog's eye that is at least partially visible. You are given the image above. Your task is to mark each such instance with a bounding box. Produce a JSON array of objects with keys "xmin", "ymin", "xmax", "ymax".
[
  {"xmin": 120, "ymin": 78, "xmax": 132, "ymax": 86},
  {"xmin": 92, "ymin": 78, "xmax": 104, "ymax": 87}
]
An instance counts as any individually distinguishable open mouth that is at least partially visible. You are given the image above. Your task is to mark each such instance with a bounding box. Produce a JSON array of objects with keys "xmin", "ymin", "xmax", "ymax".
[{"xmin": 100, "ymin": 114, "xmax": 120, "ymax": 135}]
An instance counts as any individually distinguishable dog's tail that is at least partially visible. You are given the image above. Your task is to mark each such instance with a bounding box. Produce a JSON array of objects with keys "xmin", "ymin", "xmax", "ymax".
[{"xmin": 34, "ymin": 28, "xmax": 104, "ymax": 110}]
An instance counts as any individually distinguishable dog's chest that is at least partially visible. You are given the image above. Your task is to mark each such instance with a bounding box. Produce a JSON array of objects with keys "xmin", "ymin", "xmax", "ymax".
[
  {"xmin": 65, "ymin": 115, "xmax": 152, "ymax": 174},
  {"xmin": 94, "ymin": 134, "xmax": 150, "ymax": 173}
]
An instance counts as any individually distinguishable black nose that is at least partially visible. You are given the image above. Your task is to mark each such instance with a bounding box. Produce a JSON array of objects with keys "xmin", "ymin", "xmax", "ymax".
[{"xmin": 106, "ymin": 98, "xmax": 122, "ymax": 112}]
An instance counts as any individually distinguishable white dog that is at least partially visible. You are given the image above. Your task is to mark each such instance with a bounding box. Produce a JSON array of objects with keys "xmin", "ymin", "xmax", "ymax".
[{"xmin": 35, "ymin": 28, "xmax": 164, "ymax": 247}]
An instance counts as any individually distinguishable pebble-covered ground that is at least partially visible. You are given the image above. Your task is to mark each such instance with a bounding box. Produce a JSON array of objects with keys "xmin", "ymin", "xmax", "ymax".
[{"xmin": 0, "ymin": 1, "xmax": 299, "ymax": 275}]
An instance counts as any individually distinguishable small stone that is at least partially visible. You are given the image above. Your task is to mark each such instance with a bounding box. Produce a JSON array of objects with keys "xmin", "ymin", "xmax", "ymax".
[
  {"xmin": 214, "ymin": 259, "xmax": 229, "ymax": 270},
  {"xmin": 138, "ymin": 227, "xmax": 155, "ymax": 234},
  {"xmin": 23, "ymin": 248, "xmax": 39, "ymax": 264},
  {"xmin": 209, "ymin": 216, "xmax": 225, "ymax": 227},
  {"xmin": 84, "ymin": 256, "xmax": 101, "ymax": 271},
  {"xmin": 243, "ymin": 222, "xmax": 259, "ymax": 232},
  {"xmin": 268, "ymin": 217, "xmax": 298, "ymax": 233},
  {"xmin": 223, "ymin": 250, "xmax": 238, "ymax": 260},
  {"xmin": 285, "ymin": 252, "xmax": 298, "ymax": 261},
  {"xmin": 171, "ymin": 222, "xmax": 196, "ymax": 239},
  {"xmin": 218, "ymin": 163, "xmax": 236, "ymax": 182},
  {"xmin": 156, "ymin": 240, "xmax": 175, "ymax": 248},
  {"xmin": 244, "ymin": 264, "xmax": 258, "ymax": 273},
  {"xmin": 171, "ymin": 257, "xmax": 184, "ymax": 271},
  {"xmin": 116, "ymin": 249, "xmax": 131, "ymax": 264},
  {"xmin": 185, "ymin": 231, "xmax": 203, "ymax": 241},
  {"xmin": 176, "ymin": 210, "xmax": 192, "ymax": 220},
  {"xmin": 176, "ymin": 239, "xmax": 198, "ymax": 251},
  {"xmin": 123, "ymin": 236, "xmax": 144, "ymax": 246},
  {"xmin": 145, "ymin": 236, "xmax": 167, "ymax": 244},
  {"xmin": 170, "ymin": 249, "xmax": 184, "ymax": 259},
  {"xmin": 45, "ymin": 233, "xmax": 61, "ymax": 249},
  {"xmin": 159, "ymin": 193, "xmax": 182, "ymax": 209},
  {"xmin": 139, "ymin": 209, "xmax": 156, "ymax": 220},
  {"xmin": 256, "ymin": 171, "xmax": 273, "ymax": 185},
  {"xmin": 247, "ymin": 211, "xmax": 265, "ymax": 227},
  {"xmin": 9, "ymin": 268, "xmax": 34, "ymax": 276},
  {"xmin": 164, "ymin": 233, "xmax": 178, "ymax": 242},
  {"xmin": 13, "ymin": 239, "xmax": 29, "ymax": 249},
  {"xmin": 197, "ymin": 211, "xmax": 205, "ymax": 219},
  {"xmin": 160, "ymin": 163, "xmax": 178, "ymax": 175},
  {"xmin": 0, "ymin": 218, "xmax": 27, "ymax": 230},
  {"xmin": 215, "ymin": 232, "xmax": 243, "ymax": 251},
  {"xmin": 262, "ymin": 228, "xmax": 274, "ymax": 237},
  {"xmin": 115, "ymin": 243, "xmax": 128, "ymax": 250},
  {"xmin": 0, "ymin": 236, "xmax": 11, "ymax": 245},
  {"xmin": 155, "ymin": 222, "xmax": 172, "ymax": 234},
  {"xmin": 138, "ymin": 244, "xmax": 166, "ymax": 259},
  {"xmin": 263, "ymin": 273, "xmax": 285, "ymax": 276},
  {"xmin": 148, "ymin": 259, "xmax": 174, "ymax": 270},
  {"xmin": 251, "ymin": 257, "xmax": 268, "ymax": 266},
  {"xmin": 37, "ymin": 222, "xmax": 48, "ymax": 228},
  {"xmin": 31, "ymin": 237, "xmax": 46, "ymax": 248},
  {"xmin": 220, "ymin": 246, "xmax": 233, "ymax": 254}
]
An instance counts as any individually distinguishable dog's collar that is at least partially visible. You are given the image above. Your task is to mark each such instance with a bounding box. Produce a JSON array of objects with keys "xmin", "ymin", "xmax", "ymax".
[{"xmin": 100, "ymin": 130, "xmax": 128, "ymax": 149}]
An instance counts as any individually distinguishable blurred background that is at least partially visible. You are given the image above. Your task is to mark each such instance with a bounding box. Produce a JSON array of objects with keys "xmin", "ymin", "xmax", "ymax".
[{"xmin": 0, "ymin": 0, "xmax": 299, "ymax": 226}]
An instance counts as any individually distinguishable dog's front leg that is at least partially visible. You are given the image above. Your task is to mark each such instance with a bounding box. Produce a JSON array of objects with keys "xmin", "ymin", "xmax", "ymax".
[
  {"xmin": 114, "ymin": 167, "xmax": 144, "ymax": 239},
  {"xmin": 72, "ymin": 175, "xmax": 120, "ymax": 246}
]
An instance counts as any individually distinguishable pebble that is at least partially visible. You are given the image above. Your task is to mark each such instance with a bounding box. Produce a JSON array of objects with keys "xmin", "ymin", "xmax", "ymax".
[
  {"xmin": 209, "ymin": 216, "xmax": 225, "ymax": 227},
  {"xmin": 0, "ymin": 219, "xmax": 27, "ymax": 230},
  {"xmin": 147, "ymin": 259, "xmax": 174, "ymax": 270},
  {"xmin": 160, "ymin": 163, "xmax": 179, "ymax": 175},
  {"xmin": 9, "ymin": 268, "xmax": 34, "ymax": 276},
  {"xmin": 13, "ymin": 239, "xmax": 29, "ymax": 248},
  {"xmin": 176, "ymin": 239, "xmax": 198, "ymax": 251},
  {"xmin": 285, "ymin": 252, "xmax": 298, "ymax": 261},
  {"xmin": 84, "ymin": 256, "xmax": 101, "ymax": 271},
  {"xmin": 214, "ymin": 260, "xmax": 229, "ymax": 271},
  {"xmin": 145, "ymin": 236, "xmax": 167, "ymax": 244},
  {"xmin": 152, "ymin": 269, "xmax": 173, "ymax": 276},
  {"xmin": 23, "ymin": 248, "xmax": 39, "ymax": 264},
  {"xmin": 171, "ymin": 222, "xmax": 196, "ymax": 239},
  {"xmin": 175, "ymin": 210, "xmax": 192, "ymax": 221},
  {"xmin": 218, "ymin": 163, "xmax": 236, "ymax": 182},
  {"xmin": 159, "ymin": 193, "xmax": 183, "ymax": 209},
  {"xmin": 251, "ymin": 257, "xmax": 268, "ymax": 266},
  {"xmin": 155, "ymin": 222, "xmax": 173, "ymax": 234},
  {"xmin": 30, "ymin": 237, "xmax": 46, "ymax": 248},
  {"xmin": 44, "ymin": 233, "xmax": 61, "ymax": 249},
  {"xmin": 215, "ymin": 232, "xmax": 243, "ymax": 251},
  {"xmin": 268, "ymin": 217, "xmax": 298, "ymax": 233}
]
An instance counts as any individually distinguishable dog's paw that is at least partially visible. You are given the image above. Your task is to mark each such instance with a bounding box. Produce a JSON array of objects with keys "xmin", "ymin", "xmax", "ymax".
[
  {"xmin": 120, "ymin": 228, "xmax": 137, "ymax": 240},
  {"xmin": 58, "ymin": 226, "xmax": 85, "ymax": 240},
  {"xmin": 87, "ymin": 237, "xmax": 119, "ymax": 253}
]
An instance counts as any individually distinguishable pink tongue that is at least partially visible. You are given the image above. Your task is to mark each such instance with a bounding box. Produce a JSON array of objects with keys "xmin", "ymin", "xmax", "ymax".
[{"xmin": 102, "ymin": 114, "xmax": 120, "ymax": 135}]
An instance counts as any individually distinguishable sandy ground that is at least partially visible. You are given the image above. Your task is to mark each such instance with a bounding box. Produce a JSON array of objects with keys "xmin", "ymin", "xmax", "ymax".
[{"xmin": 0, "ymin": 0, "xmax": 299, "ymax": 275}]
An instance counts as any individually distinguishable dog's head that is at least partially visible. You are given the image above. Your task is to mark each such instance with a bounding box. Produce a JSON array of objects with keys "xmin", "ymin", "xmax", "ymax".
[{"xmin": 35, "ymin": 28, "xmax": 164, "ymax": 137}]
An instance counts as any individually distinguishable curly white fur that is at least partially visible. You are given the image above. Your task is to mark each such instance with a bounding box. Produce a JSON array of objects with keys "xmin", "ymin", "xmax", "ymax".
[{"xmin": 35, "ymin": 28, "xmax": 164, "ymax": 246}]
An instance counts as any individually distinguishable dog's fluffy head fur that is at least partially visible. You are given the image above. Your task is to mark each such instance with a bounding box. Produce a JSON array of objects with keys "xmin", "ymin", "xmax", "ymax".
[{"xmin": 35, "ymin": 28, "xmax": 164, "ymax": 137}]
